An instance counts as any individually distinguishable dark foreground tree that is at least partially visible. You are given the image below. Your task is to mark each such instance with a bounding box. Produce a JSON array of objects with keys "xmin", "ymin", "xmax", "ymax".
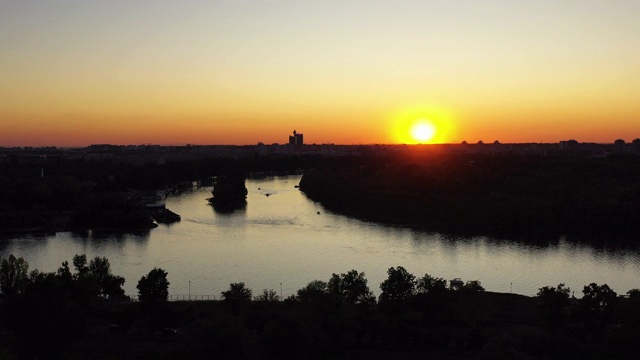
[
  {"xmin": 579, "ymin": 282, "xmax": 618, "ymax": 342},
  {"xmin": 580, "ymin": 282, "xmax": 617, "ymax": 320},
  {"xmin": 221, "ymin": 282, "xmax": 252, "ymax": 314},
  {"xmin": 254, "ymin": 288, "xmax": 280, "ymax": 302},
  {"xmin": 0, "ymin": 254, "xmax": 29, "ymax": 300},
  {"xmin": 416, "ymin": 274, "xmax": 448, "ymax": 294},
  {"xmin": 4, "ymin": 280, "xmax": 85, "ymax": 358},
  {"xmin": 296, "ymin": 280, "xmax": 328, "ymax": 302},
  {"xmin": 72, "ymin": 254, "xmax": 90, "ymax": 278},
  {"xmin": 2, "ymin": 257, "xmax": 85, "ymax": 359},
  {"xmin": 222, "ymin": 282, "xmax": 252, "ymax": 302},
  {"xmin": 65, "ymin": 254, "xmax": 126, "ymax": 301},
  {"xmin": 537, "ymin": 283, "xmax": 571, "ymax": 330},
  {"xmin": 137, "ymin": 268, "xmax": 169, "ymax": 306},
  {"xmin": 412, "ymin": 274, "xmax": 452, "ymax": 324},
  {"xmin": 327, "ymin": 269, "xmax": 375, "ymax": 304},
  {"xmin": 88, "ymin": 256, "xmax": 125, "ymax": 299},
  {"xmin": 627, "ymin": 289, "xmax": 640, "ymax": 299},
  {"xmin": 462, "ymin": 280, "xmax": 485, "ymax": 292},
  {"xmin": 379, "ymin": 266, "xmax": 416, "ymax": 304}
]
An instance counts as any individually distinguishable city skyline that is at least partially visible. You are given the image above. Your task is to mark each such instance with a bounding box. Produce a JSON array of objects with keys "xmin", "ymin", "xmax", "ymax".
[{"xmin": 2, "ymin": 1, "xmax": 639, "ymax": 147}]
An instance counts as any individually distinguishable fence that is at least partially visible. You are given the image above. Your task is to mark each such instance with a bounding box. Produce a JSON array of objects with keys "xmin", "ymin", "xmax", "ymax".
[{"xmin": 169, "ymin": 294, "xmax": 216, "ymax": 301}]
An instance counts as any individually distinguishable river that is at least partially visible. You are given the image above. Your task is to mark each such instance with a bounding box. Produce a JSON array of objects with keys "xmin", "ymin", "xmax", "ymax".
[{"xmin": 1, "ymin": 175, "xmax": 639, "ymax": 299}]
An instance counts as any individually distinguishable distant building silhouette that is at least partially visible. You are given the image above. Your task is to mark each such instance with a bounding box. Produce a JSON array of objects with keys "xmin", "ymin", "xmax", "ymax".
[{"xmin": 289, "ymin": 130, "xmax": 304, "ymax": 151}]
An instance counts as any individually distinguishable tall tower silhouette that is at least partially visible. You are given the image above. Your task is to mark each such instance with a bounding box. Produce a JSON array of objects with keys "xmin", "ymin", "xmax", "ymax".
[{"xmin": 289, "ymin": 130, "xmax": 304, "ymax": 151}]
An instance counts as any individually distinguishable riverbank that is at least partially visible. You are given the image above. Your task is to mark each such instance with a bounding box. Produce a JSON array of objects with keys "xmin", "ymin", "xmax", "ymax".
[
  {"xmin": 299, "ymin": 154, "xmax": 640, "ymax": 245},
  {"xmin": 0, "ymin": 223, "xmax": 158, "ymax": 238}
]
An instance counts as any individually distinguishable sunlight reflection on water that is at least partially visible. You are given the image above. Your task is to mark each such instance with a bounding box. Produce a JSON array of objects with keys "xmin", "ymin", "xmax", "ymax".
[{"xmin": 1, "ymin": 175, "xmax": 639, "ymax": 298}]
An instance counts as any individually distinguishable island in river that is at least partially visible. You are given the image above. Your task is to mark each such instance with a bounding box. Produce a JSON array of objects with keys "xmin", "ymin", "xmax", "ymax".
[{"xmin": 208, "ymin": 171, "xmax": 249, "ymax": 212}]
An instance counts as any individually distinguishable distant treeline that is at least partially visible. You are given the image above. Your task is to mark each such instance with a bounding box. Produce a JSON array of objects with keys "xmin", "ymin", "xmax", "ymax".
[
  {"xmin": 0, "ymin": 155, "xmax": 330, "ymax": 233},
  {"xmin": 300, "ymin": 152, "xmax": 640, "ymax": 244},
  {"xmin": 1, "ymin": 254, "xmax": 639, "ymax": 359}
]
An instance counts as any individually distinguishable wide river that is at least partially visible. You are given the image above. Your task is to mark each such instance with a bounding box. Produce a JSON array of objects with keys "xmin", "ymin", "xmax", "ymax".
[{"xmin": 2, "ymin": 175, "xmax": 639, "ymax": 299}]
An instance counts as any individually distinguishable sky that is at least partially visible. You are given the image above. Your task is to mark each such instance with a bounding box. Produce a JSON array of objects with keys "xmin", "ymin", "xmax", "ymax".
[{"xmin": 1, "ymin": 0, "xmax": 639, "ymax": 146}]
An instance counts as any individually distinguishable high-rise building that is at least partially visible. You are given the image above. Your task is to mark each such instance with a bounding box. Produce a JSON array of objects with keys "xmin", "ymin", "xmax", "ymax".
[{"xmin": 289, "ymin": 130, "xmax": 304, "ymax": 151}]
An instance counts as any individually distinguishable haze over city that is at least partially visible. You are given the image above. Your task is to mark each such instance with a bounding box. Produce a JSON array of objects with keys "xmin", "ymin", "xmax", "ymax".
[{"xmin": 2, "ymin": 0, "xmax": 639, "ymax": 146}]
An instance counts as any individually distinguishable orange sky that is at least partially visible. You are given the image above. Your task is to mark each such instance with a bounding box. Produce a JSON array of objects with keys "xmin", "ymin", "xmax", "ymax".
[{"xmin": 1, "ymin": 1, "xmax": 639, "ymax": 146}]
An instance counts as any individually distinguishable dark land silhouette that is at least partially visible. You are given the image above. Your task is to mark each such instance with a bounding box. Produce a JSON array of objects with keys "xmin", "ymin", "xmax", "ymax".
[
  {"xmin": 208, "ymin": 170, "xmax": 249, "ymax": 213},
  {"xmin": 1, "ymin": 254, "xmax": 639, "ymax": 360},
  {"xmin": 2, "ymin": 143, "xmax": 640, "ymax": 357},
  {"xmin": 0, "ymin": 151, "xmax": 313, "ymax": 235},
  {"xmin": 300, "ymin": 151, "xmax": 640, "ymax": 244},
  {"xmin": 2, "ymin": 142, "xmax": 640, "ymax": 247}
]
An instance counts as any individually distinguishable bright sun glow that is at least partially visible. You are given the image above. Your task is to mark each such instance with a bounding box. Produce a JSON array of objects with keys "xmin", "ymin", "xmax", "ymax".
[
  {"xmin": 390, "ymin": 106, "xmax": 457, "ymax": 144},
  {"xmin": 410, "ymin": 121, "xmax": 436, "ymax": 143}
]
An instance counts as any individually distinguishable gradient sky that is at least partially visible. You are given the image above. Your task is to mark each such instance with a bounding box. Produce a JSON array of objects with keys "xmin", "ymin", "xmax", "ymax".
[{"xmin": 1, "ymin": 0, "xmax": 639, "ymax": 146}]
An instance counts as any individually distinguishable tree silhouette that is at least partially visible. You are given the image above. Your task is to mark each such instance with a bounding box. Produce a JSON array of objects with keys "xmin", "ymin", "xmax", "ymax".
[
  {"xmin": 0, "ymin": 254, "xmax": 29, "ymax": 299},
  {"xmin": 72, "ymin": 254, "xmax": 89, "ymax": 278},
  {"xmin": 580, "ymin": 283, "xmax": 617, "ymax": 321},
  {"xmin": 416, "ymin": 274, "xmax": 448, "ymax": 294},
  {"xmin": 56, "ymin": 260, "xmax": 73, "ymax": 282},
  {"xmin": 296, "ymin": 280, "xmax": 328, "ymax": 302},
  {"xmin": 88, "ymin": 256, "xmax": 125, "ymax": 299},
  {"xmin": 65, "ymin": 254, "xmax": 126, "ymax": 300},
  {"xmin": 462, "ymin": 280, "xmax": 485, "ymax": 292},
  {"xmin": 577, "ymin": 283, "xmax": 618, "ymax": 343},
  {"xmin": 379, "ymin": 266, "xmax": 416, "ymax": 304},
  {"xmin": 413, "ymin": 274, "xmax": 452, "ymax": 324},
  {"xmin": 221, "ymin": 282, "xmax": 252, "ymax": 302},
  {"xmin": 137, "ymin": 268, "xmax": 169, "ymax": 306},
  {"xmin": 221, "ymin": 282, "xmax": 252, "ymax": 314},
  {"xmin": 537, "ymin": 283, "xmax": 571, "ymax": 330},
  {"xmin": 627, "ymin": 289, "xmax": 640, "ymax": 299},
  {"xmin": 327, "ymin": 269, "xmax": 375, "ymax": 304},
  {"xmin": 254, "ymin": 288, "xmax": 280, "ymax": 302}
]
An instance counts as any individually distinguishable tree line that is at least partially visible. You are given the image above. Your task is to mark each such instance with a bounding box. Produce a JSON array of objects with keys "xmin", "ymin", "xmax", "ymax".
[{"xmin": 1, "ymin": 254, "xmax": 640, "ymax": 359}]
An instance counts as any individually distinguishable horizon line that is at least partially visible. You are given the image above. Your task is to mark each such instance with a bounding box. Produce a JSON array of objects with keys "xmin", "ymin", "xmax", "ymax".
[{"xmin": 2, "ymin": 139, "xmax": 639, "ymax": 149}]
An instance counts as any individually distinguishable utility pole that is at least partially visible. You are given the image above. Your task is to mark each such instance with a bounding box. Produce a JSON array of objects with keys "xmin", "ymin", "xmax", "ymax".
[{"xmin": 189, "ymin": 281, "xmax": 191, "ymax": 301}]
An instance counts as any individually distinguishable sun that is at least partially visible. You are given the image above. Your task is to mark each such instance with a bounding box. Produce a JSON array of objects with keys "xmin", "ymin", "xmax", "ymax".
[
  {"xmin": 410, "ymin": 121, "xmax": 437, "ymax": 143},
  {"xmin": 389, "ymin": 106, "xmax": 456, "ymax": 144}
]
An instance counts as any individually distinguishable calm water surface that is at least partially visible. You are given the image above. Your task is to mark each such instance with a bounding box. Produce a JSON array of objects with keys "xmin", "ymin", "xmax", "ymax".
[{"xmin": 2, "ymin": 175, "xmax": 639, "ymax": 298}]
